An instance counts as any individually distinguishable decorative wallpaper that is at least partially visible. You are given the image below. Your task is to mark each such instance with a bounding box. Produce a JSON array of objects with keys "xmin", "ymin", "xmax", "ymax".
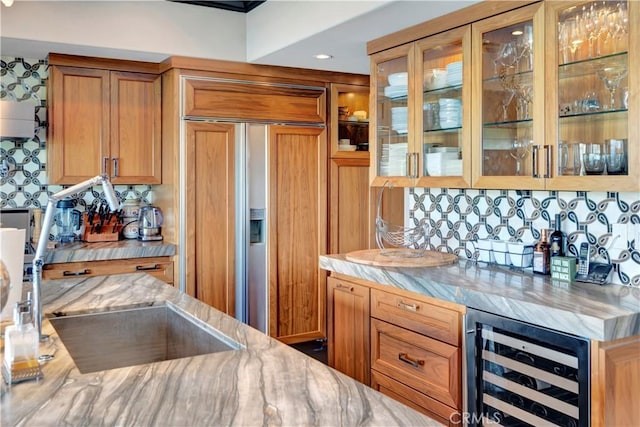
[
  {"xmin": 1, "ymin": 57, "xmax": 153, "ymax": 239},
  {"xmin": 407, "ymin": 188, "xmax": 640, "ymax": 286}
]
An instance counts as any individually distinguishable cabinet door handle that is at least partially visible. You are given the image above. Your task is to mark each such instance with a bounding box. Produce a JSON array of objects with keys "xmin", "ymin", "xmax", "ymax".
[
  {"xmin": 103, "ymin": 157, "xmax": 109, "ymax": 176},
  {"xmin": 63, "ymin": 269, "xmax": 91, "ymax": 276},
  {"xmin": 136, "ymin": 264, "xmax": 161, "ymax": 271},
  {"xmin": 398, "ymin": 352, "xmax": 425, "ymax": 368},
  {"xmin": 406, "ymin": 152, "xmax": 411, "ymax": 178},
  {"xmin": 544, "ymin": 145, "xmax": 551, "ymax": 178},
  {"xmin": 531, "ymin": 145, "xmax": 540, "ymax": 178},
  {"xmin": 112, "ymin": 158, "xmax": 119, "ymax": 178},
  {"xmin": 397, "ymin": 300, "xmax": 419, "ymax": 312},
  {"xmin": 336, "ymin": 283, "xmax": 354, "ymax": 292}
]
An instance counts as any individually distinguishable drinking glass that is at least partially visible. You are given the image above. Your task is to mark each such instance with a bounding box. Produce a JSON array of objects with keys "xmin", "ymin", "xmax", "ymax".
[
  {"xmin": 499, "ymin": 88, "xmax": 515, "ymax": 122},
  {"xmin": 494, "ymin": 42, "xmax": 516, "ymax": 77},
  {"xmin": 597, "ymin": 67, "xmax": 628, "ymax": 110},
  {"xmin": 510, "ymin": 138, "xmax": 532, "ymax": 175},
  {"xmin": 583, "ymin": 153, "xmax": 605, "ymax": 175}
]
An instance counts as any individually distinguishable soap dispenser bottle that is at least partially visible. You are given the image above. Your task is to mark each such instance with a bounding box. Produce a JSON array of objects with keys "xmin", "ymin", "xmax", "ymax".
[{"xmin": 2, "ymin": 298, "xmax": 42, "ymax": 384}]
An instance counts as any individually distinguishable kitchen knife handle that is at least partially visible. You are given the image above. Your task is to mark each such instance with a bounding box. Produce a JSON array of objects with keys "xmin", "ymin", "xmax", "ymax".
[
  {"xmin": 136, "ymin": 264, "xmax": 161, "ymax": 271},
  {"xmin": 398, "ymin": 352, "xmax": 425, "ymax": 368},
  {"xmin": 63, "ymin": 269, "xmax": 91, "ymax": 276},
  {"xmin": 112, "ymin": 158, "xmax": 119, "ymax": 177}
]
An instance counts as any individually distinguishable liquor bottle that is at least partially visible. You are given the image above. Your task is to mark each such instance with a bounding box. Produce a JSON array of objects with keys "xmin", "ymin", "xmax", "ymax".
[
  {"xmin": 533, "ymin": 229, "xmax": 550, "ymax": 274},
  {"xmin": 549, "ymin": 214, "xmax": 564, "ymax": 257}
]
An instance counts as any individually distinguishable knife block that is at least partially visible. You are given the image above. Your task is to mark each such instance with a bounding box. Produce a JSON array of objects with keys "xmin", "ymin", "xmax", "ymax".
[{"xmin": 82, "ymin": 213, "xmax": 121, "ymax": 242}]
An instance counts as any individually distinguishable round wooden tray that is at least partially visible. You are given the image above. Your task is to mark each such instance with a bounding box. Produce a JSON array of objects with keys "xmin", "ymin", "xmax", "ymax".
[{"xmin": 345, "ymin": 249, "xmax": 458, "ymax": 268}]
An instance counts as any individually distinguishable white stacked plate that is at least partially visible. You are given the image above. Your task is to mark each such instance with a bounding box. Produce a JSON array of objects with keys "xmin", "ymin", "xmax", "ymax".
[
  {"xmin": 438, "ymin": 98, "xmax": 462, "ymax": 128},
  {"xmin": 445, "ymin": 61, "xmax": 462, "ymax": 86},
  {"xmin": 384, "ymin": 85, "xmax": 408, "ymax": 99},
  {"xmin": 379, "ymin": 143, "xmax": 408, "ymax": 175},
  {"xmin": 391, "ymin": 107, "xmax": 408, "ymax": 134}
]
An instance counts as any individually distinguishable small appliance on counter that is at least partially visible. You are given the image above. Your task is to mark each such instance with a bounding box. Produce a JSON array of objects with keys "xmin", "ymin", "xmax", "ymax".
[
  {"xmin": 138, "ymin": 205, "xmax": 163, "ymax": 241},
  {"xmin": 55, "ymin": 198, "xmax": 81, "ymax": 244}
]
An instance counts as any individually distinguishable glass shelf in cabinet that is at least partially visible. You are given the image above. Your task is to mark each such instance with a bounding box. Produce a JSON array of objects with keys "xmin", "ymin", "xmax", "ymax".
[
  {"xmin": 483, "ymin": 69, "xmax": 533, "ymax": 86},
  {"xmin": 424, "ymin": 126, "xmax": 462, "ymax": 134},
  {"xmin": 559, "ymin": 51, "xmax": 628, "ymax": 79},
  {"xmin": 558, "ymin": 109, "xmax": 627, "ymax": 123},
  {"xmin": 422, "ymin": 84, "xmax": 462, "ymax": 96},
  {"xmin": 483, "ymin": 118, "xmax": 533, "ymax": 128},
  {"xmin": 339, "ymin": 120, "xmax": 369, "ymax": 126}
]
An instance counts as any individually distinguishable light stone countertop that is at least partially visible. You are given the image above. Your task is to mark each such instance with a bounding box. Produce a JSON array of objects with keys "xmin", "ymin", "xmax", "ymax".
[
  {"xmin": 1, "ymin": 273, "xmax": 438, "ymax": 427},
  {"xmin": 44, "ymin": 240, "xmax": 176, "ymax": 264},
  {"xmin": 320, "ymin": 254, "xmax": 640, "ymax": 342}
]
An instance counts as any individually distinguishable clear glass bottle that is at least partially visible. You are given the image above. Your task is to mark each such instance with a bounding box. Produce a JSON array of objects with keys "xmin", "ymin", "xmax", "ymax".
[
  {"xmin": 2, "ymin": 300, "xmax": 41, "ymax": 384},
  {"xmin": 533, "ymin": 229, "xmax": 550, "ymax": 275}
]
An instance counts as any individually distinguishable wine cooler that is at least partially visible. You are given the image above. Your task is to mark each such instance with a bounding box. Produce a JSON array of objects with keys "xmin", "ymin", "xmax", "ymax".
[{"xmin": 465, "ymin": 308, "xmax": 590, "ymax": 427}]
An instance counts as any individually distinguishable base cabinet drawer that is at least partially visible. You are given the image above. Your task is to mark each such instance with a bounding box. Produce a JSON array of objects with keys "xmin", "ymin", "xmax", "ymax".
[
  {"xmin": 371, "ymin": 288, "xmax": 461, "ymax": 346},
  {"xmin": 42, "ymin": 257, "xmax": 174, "ymax": 285},
  {"xmin": 371, "ymin": 370, "xmax": 461, "ymax": 426},
  {"xmin": 371, "ymin": 318, "xmax": 461, "ymax": 409}
]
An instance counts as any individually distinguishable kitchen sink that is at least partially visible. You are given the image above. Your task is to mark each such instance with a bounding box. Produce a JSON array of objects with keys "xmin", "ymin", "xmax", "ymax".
[{"xmin": 48, "ymin": 303, "xmax": 242, "ymax": 374}]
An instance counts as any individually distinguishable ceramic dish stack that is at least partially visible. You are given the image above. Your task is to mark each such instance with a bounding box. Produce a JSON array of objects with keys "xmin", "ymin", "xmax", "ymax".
[
  {"xmin": 438, "ymin": 98, "xmax": 461, "ymax": 129},
  {"xmin": 379, "ymin": 143, "xmax": 408, "ymax": 176},
  {"xmin": 445, "ymin": 61, "xmax": 462, "ymax": 86},
  {"xmin": 384, "ymin": 72, "xmax": 408, "ymax": 99},
  {"xmin": 391, "ymin": 106, "xmax": 408, "ymax": 134}
]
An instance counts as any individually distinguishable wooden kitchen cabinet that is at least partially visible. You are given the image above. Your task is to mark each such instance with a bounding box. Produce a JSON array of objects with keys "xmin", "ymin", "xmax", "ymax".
[
  {"xmin": 48, "ymin": 55, "xmax": 161, "ymax": 185},
  {"xmin": 42, "ymin": 256, "xmax": 174, "ymax": 285},
  {"xmin": 327, "ymin": 277, "xmax": 370, "ymax": 384},
  {"xmin": 367, "ymin": 0, "xmax": 638, "ymax": 191},
  {"xmin": 591, "ymin": 334, "xmax": 640, "ymax": 427},
  {"xmin": 370, "ymin": 287, "xmax": 463, "ymax": 423}
]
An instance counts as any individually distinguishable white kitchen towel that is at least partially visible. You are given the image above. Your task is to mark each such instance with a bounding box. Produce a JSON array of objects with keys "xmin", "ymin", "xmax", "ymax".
[{"xmin": 0, "ymin": 228, "xmax": 25, "ymax": 321}]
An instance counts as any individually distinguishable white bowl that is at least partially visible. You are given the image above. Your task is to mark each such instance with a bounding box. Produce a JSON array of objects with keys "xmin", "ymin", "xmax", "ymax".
[
  {"xmin": 338, "ymin": 144, "xmax": 356, "ymax": 151},
  {"xmin": 388, "ymin": 72, "xmax": 408, "ymax": 86},
  {"xmin": 424, "ymin": 68, "xmax": 447, "ymax": 90}
]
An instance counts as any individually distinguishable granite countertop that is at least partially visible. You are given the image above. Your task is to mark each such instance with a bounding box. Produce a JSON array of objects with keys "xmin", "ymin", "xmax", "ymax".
[
  {"xmin": 44, "ymin": 240, "xmax": 176, "ymax": 264},
  {"xmin": 320, "ymin": 254, "xmax": 640, "ymax": 342},
  {"xmin": 1, "ymin": 273, "xmax": 437, "ymax": 426}
]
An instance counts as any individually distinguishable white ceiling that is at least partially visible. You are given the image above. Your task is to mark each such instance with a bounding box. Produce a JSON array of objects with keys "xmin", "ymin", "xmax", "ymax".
[{"xmin": 0, "ymin": 0, "xmax": 479, "ymax": 75}]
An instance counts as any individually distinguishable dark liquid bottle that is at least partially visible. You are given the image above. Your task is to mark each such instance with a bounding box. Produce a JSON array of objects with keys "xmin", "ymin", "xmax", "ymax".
[
  {"xmin": 533, "ymin": 229, "xmax": 550, "ymax": 274},
  {"xmin": 550, "ymin": 214, "xmax": 564, "ymax": 257}
]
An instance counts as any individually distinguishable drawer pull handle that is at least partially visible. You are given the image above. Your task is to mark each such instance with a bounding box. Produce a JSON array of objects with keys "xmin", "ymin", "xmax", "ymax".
[
  {"xmin": 397, "ymin": 301, "xmax": 419, "ymax": 312},
  {"xmin": 398, "ymin": 352, "xmax": 424, "ymax": 368},
  {"xmin": 63, "ymin": 269, "xmax": 90, "ymax": 276},
  {"xmin": 136, "ymin": 264, "xmax": 161, "ymax": 271},
  {"xmin": 336, "ymin": 284, "xmax": 354, "ymax": 292}
]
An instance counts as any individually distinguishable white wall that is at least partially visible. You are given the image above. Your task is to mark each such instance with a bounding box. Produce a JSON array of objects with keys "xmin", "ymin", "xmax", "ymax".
[{"xmin": 0, "ymin": 0, "xmax": 247, "ymax": 62}]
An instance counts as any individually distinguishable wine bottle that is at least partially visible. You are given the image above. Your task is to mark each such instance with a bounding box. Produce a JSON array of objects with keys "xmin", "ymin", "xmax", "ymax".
[
  {"xmin": 550, "ymin": 214, "xmax": 564, "ymax": 257},
  {"xmin": 533, "ymin": 229, "xmax": 550, "ymax": 274}
]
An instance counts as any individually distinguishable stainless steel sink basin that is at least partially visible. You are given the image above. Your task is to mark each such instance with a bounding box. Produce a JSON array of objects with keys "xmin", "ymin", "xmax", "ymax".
[{"xmin": 48, "ymin": 303, "xmax": 242, "ymax": 374}]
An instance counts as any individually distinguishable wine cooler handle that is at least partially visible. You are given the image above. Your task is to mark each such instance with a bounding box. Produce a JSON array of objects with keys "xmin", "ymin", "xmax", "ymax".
[{"xmin": 398, "ymin": 352, "xmax": 425, "ymax": 368}]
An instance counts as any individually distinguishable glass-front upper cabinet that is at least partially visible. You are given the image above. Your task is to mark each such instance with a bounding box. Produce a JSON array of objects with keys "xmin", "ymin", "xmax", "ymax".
[
  {"xmin": 370, "ymin": 44, "xmax": 413, "ymax": 187},
  {"xmin": 415, "ymin": 25, "xmax": 472, "ymax": 188},
  {"xmin": 472, "ymin": 3, "xmax": 546, "ymax": 189},
  {"xmin": 545, "ymin": 0, "xmax": 638, "ymax": 191}
]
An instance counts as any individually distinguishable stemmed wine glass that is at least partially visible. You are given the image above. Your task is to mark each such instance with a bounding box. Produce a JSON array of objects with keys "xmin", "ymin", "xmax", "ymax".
[
  {"xmin": 499, "ymin": 88, "xmax": 516, "ymax": 122},
  {"xmin": 494, "ymin": 41, "xmax": 516, "ymax": 77},
  {"xmin": 509, "ymin": 138, "xmax": 532, "ymax": 175},
  {"xmin": 597, "ymin": 67, "xmax": 628, "ymax": 110}
]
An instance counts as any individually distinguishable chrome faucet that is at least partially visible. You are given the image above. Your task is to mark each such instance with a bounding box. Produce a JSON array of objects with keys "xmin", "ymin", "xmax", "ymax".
[{"xmin": 32, "ymin": 174, "xmax": 120, "ymax": 341}]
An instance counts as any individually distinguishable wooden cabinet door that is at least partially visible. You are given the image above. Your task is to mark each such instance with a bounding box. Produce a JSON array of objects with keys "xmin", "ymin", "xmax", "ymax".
[
  {"xmin": 110, "ymin": 72, "xmax": 161, "ymax": 184},
  {"xmin": 48, "ymin": 66, "xmax": 110, "ymax": 184},
  {"xmin": 327, "ymin": 277, "xmax": 370, "ymax": 384},
  {"xmin": 269, "ymin": 125, "xmax": 326, "ymax": 343},
  {"xmin": 185, "ymin": 121, "xmax": 236, "ymax": 316},
  {"xmin": 329, "ymin": 157, "xmax": 370, "ymax": 254},
  {"xmin": 591, "ymin": 335, "xmax": 640, "ymax": 426}
]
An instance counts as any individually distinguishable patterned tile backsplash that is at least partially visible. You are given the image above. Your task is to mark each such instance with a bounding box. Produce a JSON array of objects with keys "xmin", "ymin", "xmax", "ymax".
[
  {"xmin": 2, "ymin": 57, "xmax": 639, "ymax": 285},
  {"xmin": 1, "ymin": 56, "xmax": 153, "ymax": 240}
]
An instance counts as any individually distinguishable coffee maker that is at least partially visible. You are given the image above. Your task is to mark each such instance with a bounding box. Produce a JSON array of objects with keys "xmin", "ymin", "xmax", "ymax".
[{"xmin": 138, "ymin": 206, "xmax": 163, "ymax": 241}]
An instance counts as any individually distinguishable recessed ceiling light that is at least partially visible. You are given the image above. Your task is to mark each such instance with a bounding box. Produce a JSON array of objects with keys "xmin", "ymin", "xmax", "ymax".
[
  {"xmin": 512, "ymin": 30, "xmax": 523, "ymax": 36},
  {"xmin": 314, "ymin": 54, "xmax": 333, "ymax": 60}
]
